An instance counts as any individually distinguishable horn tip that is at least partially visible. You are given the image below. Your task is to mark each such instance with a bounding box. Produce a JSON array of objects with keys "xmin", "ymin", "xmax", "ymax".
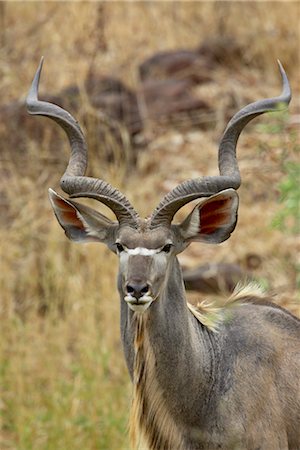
[
  {"xmin": 38, "ymin": 56, "xmax": 45, "ymax": 74},
  {"xmin": 37, "ymin": 56, "xmax": 45, "ymax": 76},
  {"xmin": 26, "ymin": 57, "xmax": 45, "ymax": 109},
  {"xmin": 277, "ymin": 59, "xmax": 283, "ymax": 70},
  {"xmin": 277, "ymin": 59, "xmax": 287, "ymax": 81},
  {"xmin": 276, "ymin": 59, "xmax": 292, "ymax": 104}
]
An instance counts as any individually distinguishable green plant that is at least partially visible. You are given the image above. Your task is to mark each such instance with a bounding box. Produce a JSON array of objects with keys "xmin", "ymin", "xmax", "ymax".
[{"xmin": 272, "ymin": 161, "xmax": 300, "ymax": 234}]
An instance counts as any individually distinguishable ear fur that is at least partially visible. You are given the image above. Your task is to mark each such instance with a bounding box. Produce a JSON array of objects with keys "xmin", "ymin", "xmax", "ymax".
[
  {"xmin": 178, "ymin": 189, "xmax": 239, "ymax": 244},
  {"xmin": 48, "ymin": 188, "xmax": 117, "ymax": 243}
]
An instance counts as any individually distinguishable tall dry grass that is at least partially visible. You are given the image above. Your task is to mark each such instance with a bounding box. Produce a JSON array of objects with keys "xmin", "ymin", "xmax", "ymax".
[{"xmin": 0, "ymin": 3, "xmax": 299, "ymax": 449}]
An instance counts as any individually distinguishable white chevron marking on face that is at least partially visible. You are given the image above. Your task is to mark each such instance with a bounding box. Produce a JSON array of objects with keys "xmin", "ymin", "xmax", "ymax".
[{"xmin": 126, "ymin": 247, "xmax": 160, "ymax": 256}]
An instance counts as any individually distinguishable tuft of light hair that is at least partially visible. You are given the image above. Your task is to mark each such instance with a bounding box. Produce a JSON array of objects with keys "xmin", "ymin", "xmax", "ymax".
[
  {"xmin": 187, "ymin": 301, "xmax": 223, "ymax": 332},
  {"xmin": 228, "ymin": 281, "xmax": 266, "ymax": 303},
  {"xmin": 187, "ymin": 282, "xmax": 267, "ymax": 332}
]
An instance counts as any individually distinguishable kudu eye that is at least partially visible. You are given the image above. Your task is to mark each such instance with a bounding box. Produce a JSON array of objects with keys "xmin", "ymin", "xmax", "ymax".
[
  {"xmin": 116, "ymin": 243, "xmax": 125, "ymax": 253},
  {"xmin": 162, "ymin": 244, "xmax": 172, "ymax": 253}
]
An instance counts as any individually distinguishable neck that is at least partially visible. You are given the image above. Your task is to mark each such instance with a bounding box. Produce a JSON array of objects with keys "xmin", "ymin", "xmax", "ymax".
[
  {"xmin": 119, "ymin": 258, "xmax": 193, "ymax": 373},
  {"xmin": 119, "ymin": 257, "xmax": 218, "ymax": 448}
]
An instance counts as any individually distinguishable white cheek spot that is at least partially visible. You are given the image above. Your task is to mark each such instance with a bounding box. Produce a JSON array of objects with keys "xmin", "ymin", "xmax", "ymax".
[{"xmin": 126, "ymin": 247, "xmax": 160, "ymax": 256}]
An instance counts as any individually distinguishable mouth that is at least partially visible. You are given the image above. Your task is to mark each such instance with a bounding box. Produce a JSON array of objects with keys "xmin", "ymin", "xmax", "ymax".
[{"xmin": 124, "ymin": 295, "xmax": 153, "ymax": 313}]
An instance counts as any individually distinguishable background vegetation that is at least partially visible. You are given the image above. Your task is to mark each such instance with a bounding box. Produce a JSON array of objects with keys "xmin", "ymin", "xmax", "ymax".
[{"xmin": 0, "ymin": 2, "xmax": 299, "ymax": 449}]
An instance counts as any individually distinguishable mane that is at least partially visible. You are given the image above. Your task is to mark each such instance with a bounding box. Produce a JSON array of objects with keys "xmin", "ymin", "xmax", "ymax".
[{"xmin": 129, "ymin": 314, "xmax": 186, "ymax": 450}]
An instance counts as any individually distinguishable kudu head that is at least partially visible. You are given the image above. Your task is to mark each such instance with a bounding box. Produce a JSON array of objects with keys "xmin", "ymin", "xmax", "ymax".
[{"xmin": 27, "ymin": 58, "xmax": 291, "ymax": 313}]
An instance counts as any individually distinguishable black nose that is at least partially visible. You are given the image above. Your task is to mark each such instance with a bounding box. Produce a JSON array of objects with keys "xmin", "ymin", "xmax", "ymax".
[{"xmin": 126, "ymin": 282, "xmax": 150, "ymax": 299}]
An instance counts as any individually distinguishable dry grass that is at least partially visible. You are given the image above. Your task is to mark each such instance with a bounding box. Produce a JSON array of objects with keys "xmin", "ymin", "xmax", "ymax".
[{"xmin": 0, "ymin": 2, "xmax": 299, "ymax": 449}]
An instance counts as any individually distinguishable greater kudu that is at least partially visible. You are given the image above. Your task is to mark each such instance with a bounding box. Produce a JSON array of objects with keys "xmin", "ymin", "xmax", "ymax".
[{"xmin": 27, "ymin": 59, "xmax": 300, "ymax": 450}]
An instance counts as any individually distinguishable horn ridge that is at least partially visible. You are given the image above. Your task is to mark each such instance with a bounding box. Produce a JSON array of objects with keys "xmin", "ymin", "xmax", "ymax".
[
  {"xmin": 68, "ymin": 178, "xmax": 140, "ymax": 226},
  {"xmin": 150, "ymin": 176, "xmax": 238, "ymax": 228}
]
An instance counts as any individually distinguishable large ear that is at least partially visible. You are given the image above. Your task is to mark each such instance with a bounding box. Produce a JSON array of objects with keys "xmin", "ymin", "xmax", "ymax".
[
  {"xmin": 48, "ymin": 188, "xmax": 118, "ymax": 243},
  {"xmin": 177, "ymin": 189, "xmax": 239, "ymax": 244}
]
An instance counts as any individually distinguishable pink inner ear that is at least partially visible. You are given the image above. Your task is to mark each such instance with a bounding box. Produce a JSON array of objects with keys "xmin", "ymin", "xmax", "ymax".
[
  {"xmin": 60, "ymin": 210, "xmax": 84, "ymax": 228},
  {"xmin": 199, "ymin": 197, "xmax": 233, "ymax": 235},
  {"xmin": 53, "ymin": 197, "xmax": 85, "ymax": 230}
]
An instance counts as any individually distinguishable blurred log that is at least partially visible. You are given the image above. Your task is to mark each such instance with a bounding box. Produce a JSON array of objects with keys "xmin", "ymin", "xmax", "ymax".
[
  {"xmin": 139, "ymin": 49, "xmax": 213, "ymax": 83},
  {"xmin": 84, "ymin": 74, "xmax": 143, "ymax": 136},
  {"xmin": 183, "ymin": 263, "xmax": 251, "ymax": 294},
  {"xmin": 196, "ymin": 36, "xmax": 244, "ymax": 67},
  {"xmin": 140, "ymin": 78, "xmax": 211, "ymax": 124},
  {"xmin": 139, "ymin": 36, "xmax": 243, "ymax": 83},
  {"xmin": 137, "ymin": 36, "xmax": 245, "ymax": 128}
]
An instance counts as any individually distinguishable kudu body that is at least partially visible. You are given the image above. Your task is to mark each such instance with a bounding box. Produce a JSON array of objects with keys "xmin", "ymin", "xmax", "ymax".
[{"xmin": 27, "ymin": 59, "xmax": 300, "ymax": 450}]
